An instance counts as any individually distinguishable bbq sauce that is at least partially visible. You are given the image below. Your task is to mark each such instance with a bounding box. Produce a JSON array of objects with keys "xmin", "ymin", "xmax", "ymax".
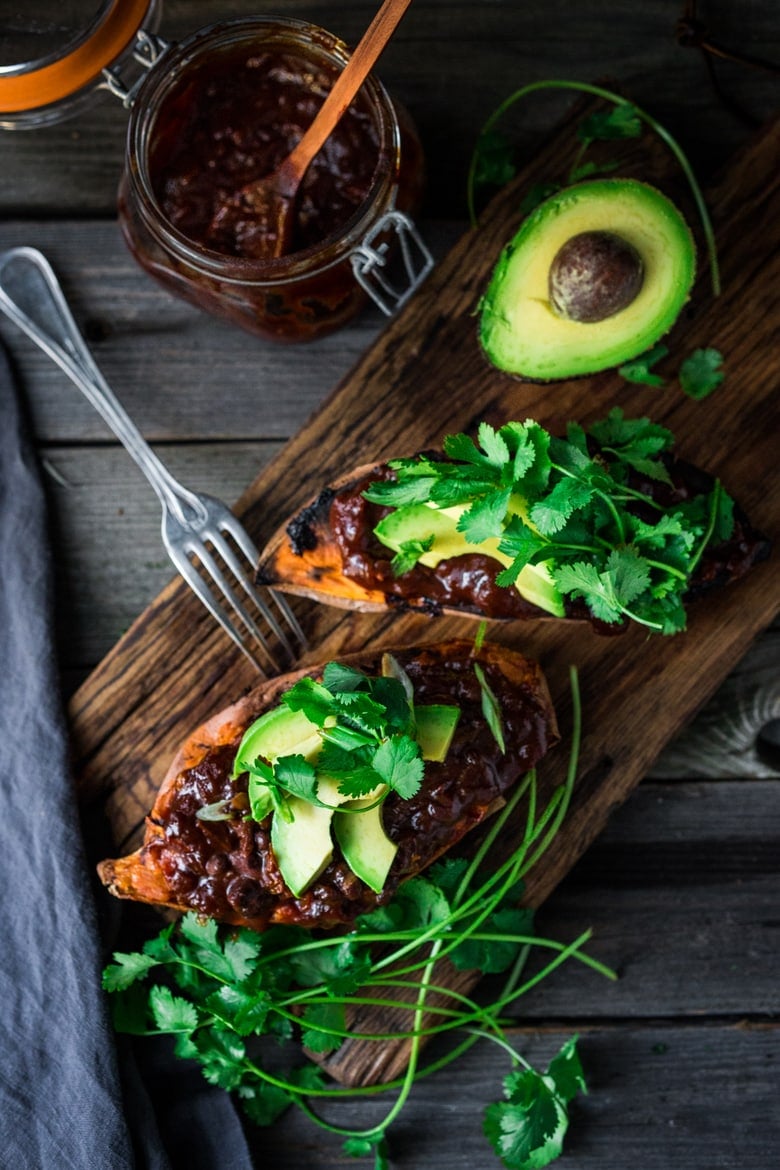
[
  {"xmin": 142, "ymin": 649, "xmax": 555, "ymax": 931},
  {"xmin": 150, "ymin": 48, "xmax": 381, "ymax": 260},
  {"xmin": 118, "ymin": 17, "xmax": 425, "ymax": 341}
]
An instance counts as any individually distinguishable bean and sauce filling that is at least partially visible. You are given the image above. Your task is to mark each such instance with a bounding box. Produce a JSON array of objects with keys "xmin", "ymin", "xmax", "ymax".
[{"xmin": 143, "ymin": 650, "xmax": 554, "ymax": 930}]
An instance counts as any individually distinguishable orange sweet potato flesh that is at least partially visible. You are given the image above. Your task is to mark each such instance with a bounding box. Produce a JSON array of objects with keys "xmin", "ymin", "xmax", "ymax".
[
  {"xmin": 97, "ymin": 641, "xmax": 558, "ymax": 932},
  {"xmin": 256, "ymin": 462, "xmax": 395, "ymax": 611}
]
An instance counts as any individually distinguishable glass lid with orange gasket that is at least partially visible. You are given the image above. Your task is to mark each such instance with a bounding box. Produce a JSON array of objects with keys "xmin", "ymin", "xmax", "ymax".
[{"xmin": 0, "ymin": 0, "xmax": 164, "ymax": 128}]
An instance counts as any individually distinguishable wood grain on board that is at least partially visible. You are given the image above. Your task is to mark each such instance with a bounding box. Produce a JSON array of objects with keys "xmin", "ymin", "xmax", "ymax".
[{"xmin": 69, "ymin": 101, "xmax": 779, "ymax": 1084}]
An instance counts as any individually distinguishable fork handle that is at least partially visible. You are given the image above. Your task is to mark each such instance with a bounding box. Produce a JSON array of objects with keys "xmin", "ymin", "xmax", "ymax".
[{"xmin": 0, "ymin": 247, "xmax": 204, "ymax": 526}]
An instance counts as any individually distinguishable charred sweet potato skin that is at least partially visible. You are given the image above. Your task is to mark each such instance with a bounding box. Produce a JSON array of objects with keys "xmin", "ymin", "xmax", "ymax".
[{"xmin": 98, "ymin": 641, "xmax": 558, "ymax": 931}]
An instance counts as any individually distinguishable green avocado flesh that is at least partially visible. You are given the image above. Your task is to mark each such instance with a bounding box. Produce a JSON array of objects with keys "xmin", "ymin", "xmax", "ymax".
[
  {"xmin": 374, "ymin": 500, "xmax": 565, "ymax": 618},
  {"xmin": 235, "ymin": 700, "xmax": 459, "ymax": 897},
  {"xmin": 479, "ymin": 179, "xmax": 696, "ymax": 381}
]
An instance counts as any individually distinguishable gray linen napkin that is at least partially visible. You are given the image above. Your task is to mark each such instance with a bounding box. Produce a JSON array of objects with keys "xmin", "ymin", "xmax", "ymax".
[{"xmin": 0, "ymin": 343, "xmax": 255, "ymax": 1169}]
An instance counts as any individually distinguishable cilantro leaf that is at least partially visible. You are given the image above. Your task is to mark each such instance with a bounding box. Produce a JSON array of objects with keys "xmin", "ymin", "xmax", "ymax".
[
  {"xmin": 362, "ymin": 474, "xmax": 437, "ymax": 506},
  {"xmin": 472, "ymin": 128, "xmax": 517, "ymax": 191},
  {"xmin": 546, "ymin": 1036, "xmax": 587, "ymax": 1104},
  {"xmin": 484, "ymin": 1036, "xmax": 588, "ymax": 1170},
  {"xmin": 302, "ymin": 1001, "xmax": 346, "ymax": 1054},
  {"xmin": 679, "ymin": 347, "xmax": 725, "ymax": 399},
  {"xmin": 206, "ymin": 985, "xmax": 272, "ymax": 1036},
  {"xmin": 497, "ymin": 516, "xmax": 547, "ymax": 584},
  {"xmin": 578, "ymin": 101, "xmax": 642, "ymax": 143},
  {"xmin": 457, "ymin": 487, "xmax": 512, "ymax": 544},
  {"xmin": 450, "ymin": 904, "xmax": 535, "ymax": 974},
  {"xmin": 149, "ymin": 985, "xmax": 199, "ymax": 1034},
  {"xmin": 519, "ymin": 181, "xmax": 561, "ymax": 215},
  {"xmin": 189, "ymin": 1027, "xmax": 248, "ymax": 1092},
  {"xmin": 478, "ymin": 421, "xmax": 512, "ymax": 469},
  {"xmin": 568, "ymin": 158, "xmax": 620, "ymax": 182},
  {"xmin": 474, "ymin": 662, "xmax": 506, "ymax": 753},
  {"xmin": 103, "ymin": 951, "xmax": 159, "ymax": 992},
  {"xmin": 553, "ymin": 561, "xmax": 623, "ymax": 624},
  {"xmin": 391, "ymin": 534, "xmax": 434, "ymax": 576},
  {"xmin": 530, "ymin": 476, "xmax": 593, "ymax": 536},
  {"xmin": 274, "ymin": 754, "xmax": 321, "ymax": 805},
  {"xmin": 239, "ymin": 1080, "xmax": 292, "ymax": 1127},
  {"xmin": 618, "ymin": 342, "xmax": 669, "ymax": 386},
  {"xmin": 335, "ymin": 764, "xmax": 386, "ymax": 799},
  {"xmin": 344, "ymin": 1135, "xmax": 391, "ymax": 1170},
  {"xmin": 372, "ymin": 734, "xmax": 424, "ymax": 799},
  {"xmin": 282, "ymin": 677, "xmax": 337, "ymax": 725},
  {"xmin": 322, "ymin": 662, "xmax": 369, "ymax": 694},
  {"xmin": 484, "ymin": 1067, "xmax": 566, "ymax": 1170},
  {"xmin": 607, "ymin": 546, "xmax": 652, "ymax": 606}
]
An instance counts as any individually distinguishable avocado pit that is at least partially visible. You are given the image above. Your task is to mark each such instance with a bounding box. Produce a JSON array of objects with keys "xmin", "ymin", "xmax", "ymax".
[{"xmin": 549, "ymin": 230, "xmax": 644, "ymax": 323}]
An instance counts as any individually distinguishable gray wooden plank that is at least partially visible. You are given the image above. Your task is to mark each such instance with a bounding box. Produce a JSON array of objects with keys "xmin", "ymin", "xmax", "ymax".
[
  {"xmin": 1, "ymin": 1, "xmax": 777, "ymax": 216},
  {"xmin": 516, "ymin": 781, "xmax": 780, "ymax": 1019},
  {"xmin": 0, "ymin": 219, "xmax": 461, "ymax": 443},
  {"xmin": 42, "ymin": 440, "xmax": 283, "ymax": 665},
  {"xmin": 240, "ymin": 1022, "xmax": 780, "ymax": 1168}
]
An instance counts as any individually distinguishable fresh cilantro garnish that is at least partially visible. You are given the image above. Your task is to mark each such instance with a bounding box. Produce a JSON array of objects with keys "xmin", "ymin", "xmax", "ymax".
[
  {"xmin": 577, "ymin": 101, "xmax": 642, "ymax": 144},
  {"xmin": 619, "ymin": 346, "xmax": 726, "ymax": 401},
  {"xmin": 618, "ymin": 342, "xmax": 669, "ymax": 387},
  {"xmin": 471, "ymin": 128, "xmax": 518, "ymax": 192},
  {"xmin": 238, "ymin": 664, "xmax": 426, "ymax": 817},
  {"xmin": 365, "ymin": 408, "xmax": 735, "ymax": 635},
  {"xmin": 484, "ymin": 1037, "xmax": 587, "ymax": 1170},
  {"xmin": 391, "ymin": 533, "xmax": 434, "ymax": 575},
  {"xmin": 679, "ymin": 347, "xmax": 725, "ymax": 399},
  {"xmin": 103, "ymin": 669, "xmax": 616, "ymax": 1169}
]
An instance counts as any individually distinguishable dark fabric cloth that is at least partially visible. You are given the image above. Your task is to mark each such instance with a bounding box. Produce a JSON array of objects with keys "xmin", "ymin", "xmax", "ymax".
[{"xmin": 0, "ymin": 344, "xmax": 255, "ymax": 1169}]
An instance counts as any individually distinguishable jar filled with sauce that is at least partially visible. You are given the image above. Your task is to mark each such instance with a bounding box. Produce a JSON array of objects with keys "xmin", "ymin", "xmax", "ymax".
[
  {"xmin": 119, "ymin": 17, "xmax": 429, "ymax": 342},
  {"xmin": 0, "ymin": 9, "xmax": 429, "ymax": 342}
]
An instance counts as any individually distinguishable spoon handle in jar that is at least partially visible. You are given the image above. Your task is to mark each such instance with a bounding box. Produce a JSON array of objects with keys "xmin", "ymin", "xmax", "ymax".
[{"xmin": 281, "ymin": 0, "xmax": 414, "ymax": 189}]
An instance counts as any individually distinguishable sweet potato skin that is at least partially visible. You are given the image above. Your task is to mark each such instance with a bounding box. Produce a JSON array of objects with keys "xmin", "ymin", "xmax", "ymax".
[{"xmin": 98, "ymin": 641, "xmax": 559, "ymax": 931}]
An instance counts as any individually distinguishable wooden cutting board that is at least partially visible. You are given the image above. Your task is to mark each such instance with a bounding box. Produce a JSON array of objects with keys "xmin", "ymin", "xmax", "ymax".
[{"xmin": 70, "ymin": 98, "xmax": 779, "ymax": 1085}]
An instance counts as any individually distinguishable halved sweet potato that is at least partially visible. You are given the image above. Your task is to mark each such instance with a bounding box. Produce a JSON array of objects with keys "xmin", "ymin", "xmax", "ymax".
[
  {"xmin": 98, "ymin": 640, "xmax": 559, "ymax": 932},
  {"xmin": 255, "ymin": 449, "xmax": 770, "ymax": 629}
]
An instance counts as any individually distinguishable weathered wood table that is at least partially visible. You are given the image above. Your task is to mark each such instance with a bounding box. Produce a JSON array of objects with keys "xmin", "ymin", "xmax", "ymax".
[{"xmin": 1, "ymin": 2, "xmax": 778, "ymax": 1167}]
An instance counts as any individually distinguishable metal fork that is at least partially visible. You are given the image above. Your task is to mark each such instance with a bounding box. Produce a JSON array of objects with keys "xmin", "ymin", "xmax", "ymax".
[{"xmin": 0, "ymin": 246, "xmax": 306, "ymax": 674}]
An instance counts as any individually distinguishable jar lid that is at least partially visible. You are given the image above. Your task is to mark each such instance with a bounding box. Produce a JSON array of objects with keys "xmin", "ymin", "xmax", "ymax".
[{"xmin": 0, "ymin": 0, "xmax": 153, "ymax": 113}]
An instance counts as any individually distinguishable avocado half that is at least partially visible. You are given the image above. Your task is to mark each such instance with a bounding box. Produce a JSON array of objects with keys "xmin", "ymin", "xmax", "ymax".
[{"xmin": 479, "ymin": 179, "xmax": 697, "ymax": 381}]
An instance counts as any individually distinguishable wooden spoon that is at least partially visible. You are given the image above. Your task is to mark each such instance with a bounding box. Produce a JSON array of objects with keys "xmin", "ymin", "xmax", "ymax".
[{"xmin": 224, "ymin": 0, "xmax": 414, "ymax": 261}]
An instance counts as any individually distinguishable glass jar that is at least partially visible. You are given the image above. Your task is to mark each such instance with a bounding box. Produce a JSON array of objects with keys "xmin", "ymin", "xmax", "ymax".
[
  {"xmin": 118, "ymin": 17, "xmax": 430, "ymax": 343},
  {"xmin": 0, "ymin": 0, "xmax": 163, "ymax": 129}
]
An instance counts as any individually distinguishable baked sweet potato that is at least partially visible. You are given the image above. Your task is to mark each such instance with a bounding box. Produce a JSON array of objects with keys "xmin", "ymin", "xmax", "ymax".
[
  {"xmin": 98, "ymin": 640, "xmax": 558, "ymax": 931},
  {"xmin": 255, "ymin": 418, "xmax": 770, "ymax": 632}
]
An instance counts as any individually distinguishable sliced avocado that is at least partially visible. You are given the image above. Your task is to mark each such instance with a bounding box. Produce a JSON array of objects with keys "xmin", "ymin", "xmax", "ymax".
[
  {"xmin": 374, "ymin": 500, "xmax": 565, "ymax": 617},
  {"xmin": 233, "ymin": 705, "xmax": 321, "ymax": 776},
  {"xmin": 415, "ymin": 704, "xmax": 461, "ymax": 761},
  {"xmin": 334, "ymin": 791, "xmax": 397, "ymax": 894},
  {"xmin": 271, "ymin": 776, "xmax": 349, "ymax": 897},
  {"xmin": 479, "ymin": 179, "xmax": 696, "ymax": 381}
]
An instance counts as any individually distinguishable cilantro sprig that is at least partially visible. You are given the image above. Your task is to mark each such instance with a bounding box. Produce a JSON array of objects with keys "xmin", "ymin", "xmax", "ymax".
[
  {"xmin": 235, "ymin": 657, "xmax": 426, "ymax": 821},
  {"xmin": 619, "ymin": 344, "xmax": 726, "ymax": 399},
  {"xmin": 104, "ymin": 669, "xmax": 615, "ymax": 1169},
  {"xmin": 365, "ymin": 409, "xmax": 735, "ymax": 635}
]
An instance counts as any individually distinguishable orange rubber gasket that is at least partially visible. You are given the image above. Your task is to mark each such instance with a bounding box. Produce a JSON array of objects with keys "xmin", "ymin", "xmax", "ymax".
[{"xmin": 0, "ymin": 0, "xmax": 152, "ymax": 113}]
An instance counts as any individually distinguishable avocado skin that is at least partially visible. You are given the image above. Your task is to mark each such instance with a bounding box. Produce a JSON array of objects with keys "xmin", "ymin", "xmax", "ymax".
[{"xmin": 479, "ymin": 179, "xmax": 696, "ymax": 382}]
